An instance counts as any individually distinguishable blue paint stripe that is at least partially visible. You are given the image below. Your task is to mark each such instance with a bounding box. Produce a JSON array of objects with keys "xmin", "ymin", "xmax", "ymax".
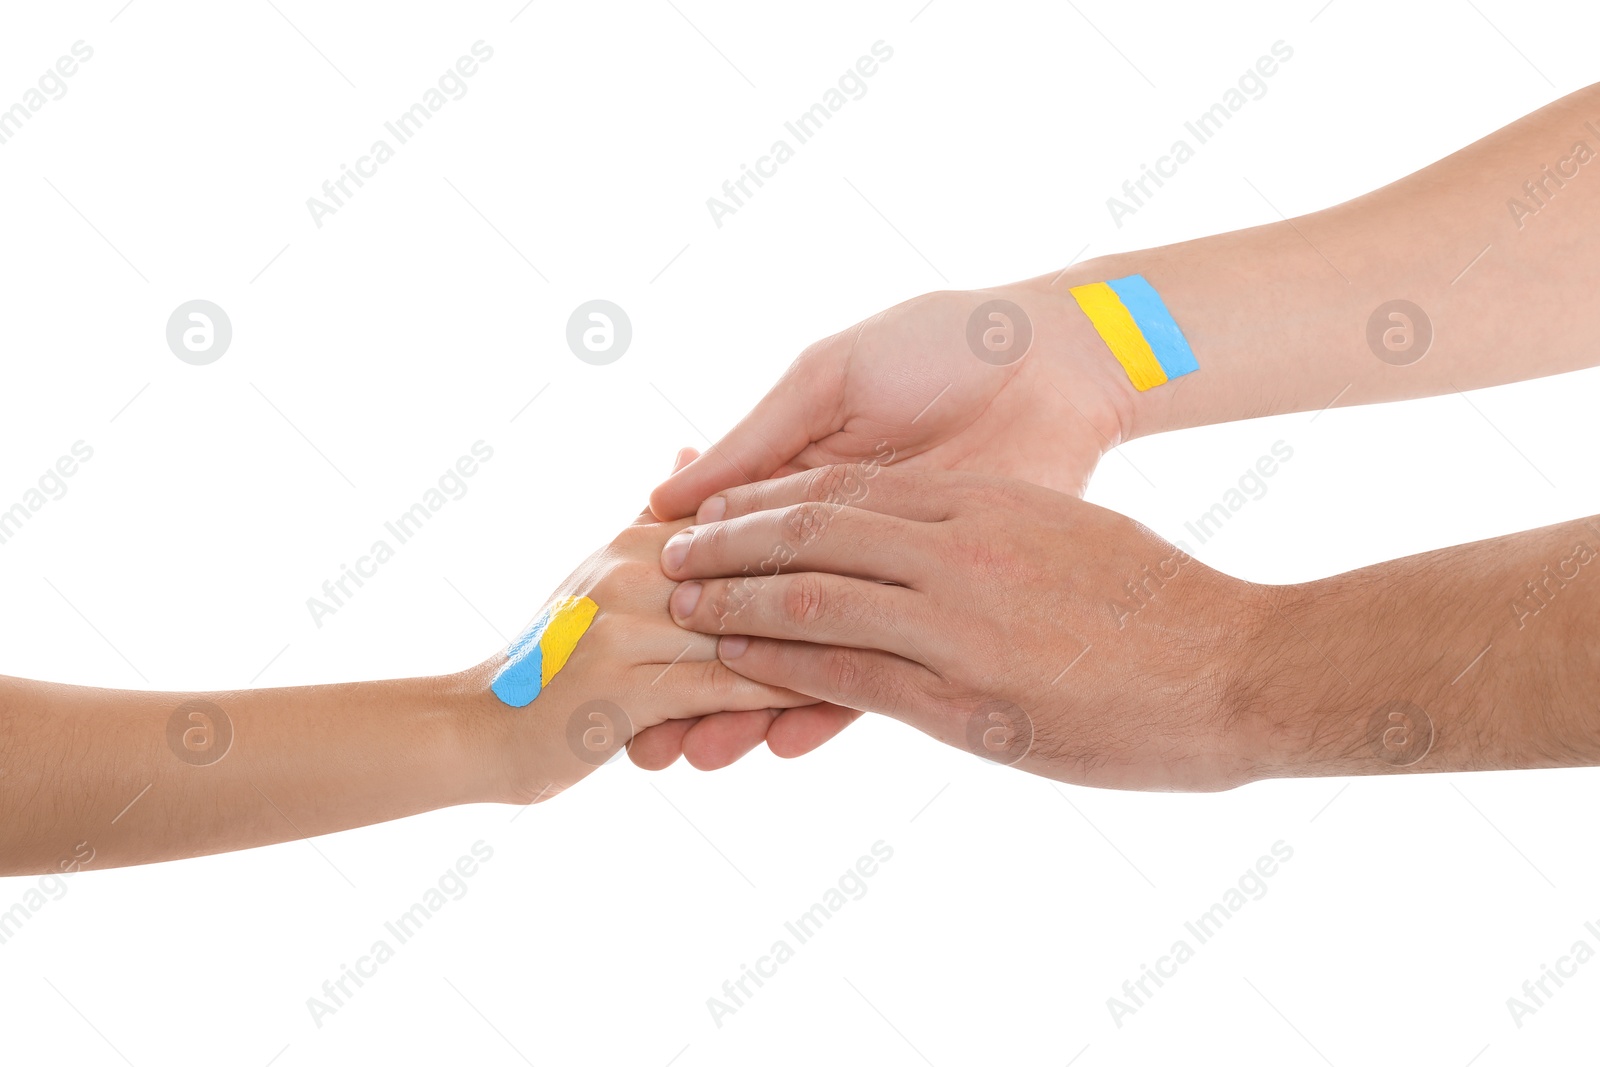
[
  {"xmin": 492, "ymin": 641, "xmax": 544, "ymax": 707},
  {"xmin": 1106, "ymin": 274, "xmax": 1198, "ymax": 380},
  {"xmin": 492, "ymin": 605, "xmax": 554, "ymax": 708}
]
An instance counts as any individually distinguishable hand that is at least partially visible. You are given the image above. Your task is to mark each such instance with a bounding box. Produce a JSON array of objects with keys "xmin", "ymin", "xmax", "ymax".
[
  {"xmin": 634, "ymin": 280, "xmax": 1139, "ymax": 770},
  {"xmin": 657, "ymin": 466, "xmax": 1270, "ymax": 791},
  {"xmin": 651, "ymin": 283, "xmax": 1131, "ymax": 518},
  {"xmin": 461, "ymin": 467, "xmax": 814, "ymax": 805}
]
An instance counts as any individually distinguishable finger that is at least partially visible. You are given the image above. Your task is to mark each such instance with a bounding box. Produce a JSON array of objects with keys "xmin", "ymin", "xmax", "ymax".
[
  {"xmin": 610, "ymin": 621, "xmax": 721, "ymax": 668},
  {"xmin": 697, "ymin": 465, "xmax": 953, "ymax": 526},
  {"xmin": 649, "ymin": 350, "xmax": 842, "ymax": 520},
  {"xmin": 661, "ymin": 503, "xmax": 932, "ymax": 586},
  {"xmin": 637, "ymin": 658, "xmax": 814, "ymax": 717},
  {"xmin": 671, "ymin": 572, "xmax": 932, "ymax": 662},
  {"xmin": 626, "ymin": 717, "xmax": 695, "ymax": 770},
  {"xmin": 681, "ymin": 709, "xmax": 779, "ymax": 770},
  {"xmin": 716, "ymin": 636, "xmax": 935, "ymax": 719},
  {"xmin": 765, "ymin": 702, "xmax": 863, "ymax": 759},
  {"xmin": 634, "ymin": 447, "xmax": 700, "ymax": 524}
]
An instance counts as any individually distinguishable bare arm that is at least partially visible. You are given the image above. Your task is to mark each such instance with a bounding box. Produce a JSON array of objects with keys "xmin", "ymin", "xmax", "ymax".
[
  {"xmin": 638, "ymin": 84, "xmax": 1600, "ymax": 770},
  {"xmin": 0, "ymin": 673, "xmax": 494, "ymax": 874},
  {"xmin": 1251, "ymin": 515, "xmax": 1600, "ymax": 778},
  {"xmin": 1037, "ymin": 83, "xmax": 1600, "ymax": 441},
  {"xmin": 0, "ymin": 495, "xmax": 806, "ymax": 876},
  {"xmin": 657, "ymin": 467, "xmax": 1600, "ymax": 789}
]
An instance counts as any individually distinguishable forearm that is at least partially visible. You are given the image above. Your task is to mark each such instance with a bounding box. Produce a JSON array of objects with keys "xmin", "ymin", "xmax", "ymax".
[
  {"xmin": 0, "ymin": 672, "xmax": 508, "ymax": 875},
  {"xmin": 1242, "ymin": 515, "xmax": 1600, "ymax": 779},
  {"xmin": 1028, "ymin": 82, "xmax": 1600, "ymax": 438}
]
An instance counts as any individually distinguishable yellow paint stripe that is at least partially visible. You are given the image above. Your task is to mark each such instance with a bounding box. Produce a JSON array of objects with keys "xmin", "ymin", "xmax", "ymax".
[
  {"xmin": 539, "ymin": 595, "xmax": 599, "ymax": 687},
  {"xmin": 1068, "ymin": 282, "xmax": 1169, "ymax": 391}
]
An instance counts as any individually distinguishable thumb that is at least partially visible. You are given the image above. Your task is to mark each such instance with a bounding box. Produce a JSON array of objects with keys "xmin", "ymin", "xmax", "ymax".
[
  {"xmin": 634, "ymin": 447, "xmax": 699, "ymax": 524},
  {"xmin": 649, "ymin": 345, "xmax": 843, "ymax": 520},
  {"xmin": 670, "ymin": 445, "xmax": 699, "ymax": 475}
]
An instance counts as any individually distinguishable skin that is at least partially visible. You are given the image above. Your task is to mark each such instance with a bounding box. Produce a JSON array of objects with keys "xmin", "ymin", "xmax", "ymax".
[
  {"xmin": 635, "ymin": 80, "xmax": 1600, "ymax": 772},
  {"xmin": 660, "ymin": 466, "xmax": 1600, "ymax": 789},
  {"xmin": 0, "ymin": 452, "xmax": 810, "ymax": 876}
]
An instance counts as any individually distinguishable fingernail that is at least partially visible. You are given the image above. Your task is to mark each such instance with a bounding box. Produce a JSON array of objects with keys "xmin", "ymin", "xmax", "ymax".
[
  {"xmin": 720, "ymin": 635, "xmax": 749, "ymax": 660},
  {"xmin": 697, "ymin": 496, "xmax": 726, "ymax": 523},
  {"xmin": 661, "ymin": 529, "xmax": 693, "ymax": 572},
  {"xmin": 670, "ymin": 581, "xmax": 702, "ymax": 620}
]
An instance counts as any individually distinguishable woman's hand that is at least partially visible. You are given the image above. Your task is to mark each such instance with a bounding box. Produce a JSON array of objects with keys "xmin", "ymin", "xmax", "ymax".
[{"xmin": 650, "ymin": 283, "xmax": 1131, "ymax": 519}]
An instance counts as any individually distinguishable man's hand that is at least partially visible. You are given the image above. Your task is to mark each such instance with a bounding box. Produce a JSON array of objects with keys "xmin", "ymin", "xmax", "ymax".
[
  {"xmin": 661, "ymin": 465, "xmax": 1600, "ymax": 788},
  {"xmin": 657, "ymin": 466, "xmax": 1267, "ymax": 791}
]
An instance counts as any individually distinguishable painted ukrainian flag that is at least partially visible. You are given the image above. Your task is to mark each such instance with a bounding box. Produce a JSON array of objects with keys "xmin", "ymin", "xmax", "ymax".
[
  {"xmin": 1068, "ymin": 274, "xmax": 1199, "ymax": 391},
  {"xmin": 491, "ymin": 595, "xmax": 599, "ymax": 707}
]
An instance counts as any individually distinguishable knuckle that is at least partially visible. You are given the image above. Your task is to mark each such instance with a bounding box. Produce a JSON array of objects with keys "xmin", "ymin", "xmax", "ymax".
[
  {"xmin": 700, "ymin": 579, "xmax": 737, "ymax": 628},
  {"xmin": 690, "ymin": 518, "xmax": 729, "ymax": 563},
  {"xmin": 808, "ymin": 463, "xmax": 872, "ymax": 507},
  {"xmin": 944, "ymin": 525, "xmax": 1023, "ymax": 584},
  {"xmin": 578, "ymin": 616, "xmax": 623, "ymax": 663},
  {"xmin": 808, "ymin": 464, "xmax": 854, "ymax": 503},
  {"xmin": 822, "ymin": 647, "xmax": 864, "ymax": 694},
  {"xmin": 701, "ymin": 661, "xmax": 741, "ymax": 701},
  {"xmin": 718, "ymin": 485, "xmax": 759, "ymax": 520},
  {"xmin": 781, "ymin": 500, "xmax": 835, "ymax": 549},
  {"xmin": 782, "ymin": 574, "xmax": 829, "ymax": 627},
  {"xmin": 611, "ymin": 523, "xmax": 653, "ymax": 555}
]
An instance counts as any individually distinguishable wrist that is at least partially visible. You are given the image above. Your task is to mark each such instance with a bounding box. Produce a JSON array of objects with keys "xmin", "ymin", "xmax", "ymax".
[
  {"xmin": 1001, "ymin": 266, "xmax": 1140, "ymax": 451},
  {"xmin": 438, "ymin": 662, "xmax": 534, "ymax": 806},
  {"xmin": 1214, "ymin": 581, "xmax": 1298, "ymax": 785},
  {"xmin": 1172, "ymin": 570, "xmax": 1292, "ymax": 790},
  {"xmin": 1010, "ymin": 253, "xmax": 1183, "ymax": 446},
  {"xmin": 1223, "ymin": 575, "xmax": 1410, "ymax": 784}
]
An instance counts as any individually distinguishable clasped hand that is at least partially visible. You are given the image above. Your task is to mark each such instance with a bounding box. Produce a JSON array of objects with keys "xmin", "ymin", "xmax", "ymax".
[{"xmin": 654, "ymin": 465, "xmax": 1268, "ymax": 791}]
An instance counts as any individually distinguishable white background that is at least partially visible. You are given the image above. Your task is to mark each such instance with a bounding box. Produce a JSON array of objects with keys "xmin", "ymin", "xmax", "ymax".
[{"xmin": 3, "ymin": 0, "xmax": 1600, "ymax": 1063}]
